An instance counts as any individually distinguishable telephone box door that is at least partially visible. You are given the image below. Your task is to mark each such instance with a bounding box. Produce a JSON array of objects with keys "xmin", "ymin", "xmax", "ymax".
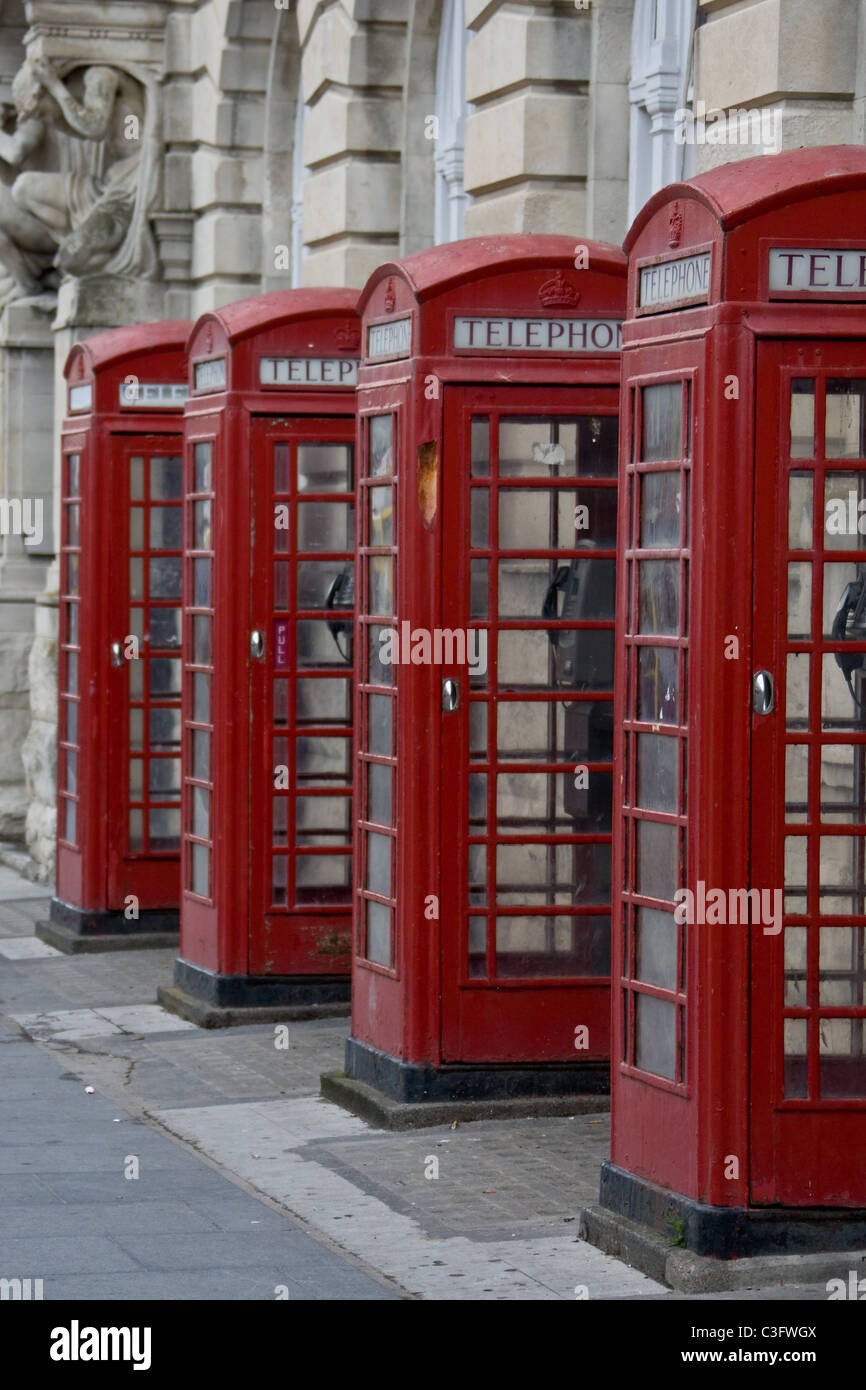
[
  {"xmin": 752, "ymin": 340, "xmax": 866, "ymax": 1204},
  {"xmin": 106, "ymin": 435, "xmax": 184, "ymax": 908},
  {"xmin": 249, "ymin": 416, "xmax": 356, "ymax": 974},
  {"xmin": 440, "ymin": 385, "xmax": 619, "ymax": 1062}
]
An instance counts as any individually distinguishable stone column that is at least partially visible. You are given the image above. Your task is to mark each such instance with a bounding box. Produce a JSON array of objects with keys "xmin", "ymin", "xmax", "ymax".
[
  {"xmin": 0, "ymin": 303, "xmax": 54, "ymax": 848},
  {"xmin": 299, "ymin": 0, "xmax": 406, "ymax": 286},
  {"xmin": 464, "ymin": 0, "xmax": 592, "ymax": 236}
]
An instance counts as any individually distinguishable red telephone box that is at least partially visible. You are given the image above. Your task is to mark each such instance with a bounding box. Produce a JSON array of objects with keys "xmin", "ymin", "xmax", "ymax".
[
  {"xmin": 43, "ymin": 323, "xmax": 191, "ymax": 952},
  {"xmin": 586, "ymin": 146, "xmax": 866, "ymax": 1262},
  {"xmin": 161, "ymin": 290, "xmax": 360, "ymax": 1022},
  {"xmin": 329, "ymin": 236, "xmax": 626, "ymax": 1112}
]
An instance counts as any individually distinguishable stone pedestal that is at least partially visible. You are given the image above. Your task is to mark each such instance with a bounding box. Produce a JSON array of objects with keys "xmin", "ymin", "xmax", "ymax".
[{"xmin": 0, "ymin": 301, "xmax": 54, "ymax": 846}]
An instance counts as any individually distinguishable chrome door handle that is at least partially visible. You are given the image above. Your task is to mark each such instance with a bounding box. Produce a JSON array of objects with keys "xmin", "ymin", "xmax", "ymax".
[
  {"xmin": 110, "ymin": 641, "xmax": 124, "ymax": 668},
  {"xmin": 442, "ymin": 678, "xmax": 460, "ymax": 712},
  {"xmin": 752, "ymin": 670, "xmax": 775, "ymax": 715},
  {"xmin": 250, "ymin": 629, "xmax": 265, "ymax": 660}
]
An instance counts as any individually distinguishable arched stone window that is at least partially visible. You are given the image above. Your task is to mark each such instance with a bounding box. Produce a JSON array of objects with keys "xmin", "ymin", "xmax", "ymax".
[
  {"xmin": 433, "ymin": 0, "xmax": 470, "ymax": 245},
  {"xmin": 629, "ymin": 0, "xmax": 695, "ymax": 225}
]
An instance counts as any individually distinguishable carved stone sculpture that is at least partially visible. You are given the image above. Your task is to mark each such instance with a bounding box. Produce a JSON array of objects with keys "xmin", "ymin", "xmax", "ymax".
[{"xmin": 0, "ymin": 54, "xmax": 159, "ymax": 303}]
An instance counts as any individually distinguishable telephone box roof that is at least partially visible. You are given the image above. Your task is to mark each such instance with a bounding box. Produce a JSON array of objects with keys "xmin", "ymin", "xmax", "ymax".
[
  {"xmin": 64, "ymin": 321, "xmax": 192, "ymax": 379},
  {"xmin": 625, "ymin": 144, "xmax": 866, "ymax": 252},
  {"xmin": 357, "ymin": 235, "xmax": 626, "ymax": 315},
  {"xmin": 186, "ymin": 289, "xmax": 359, "ymax": 352}
]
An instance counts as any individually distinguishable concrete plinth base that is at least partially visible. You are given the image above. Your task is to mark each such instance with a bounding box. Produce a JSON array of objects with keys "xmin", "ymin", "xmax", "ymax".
[
  {"xmin": 155, "ymin": 957, "xmax": 350, "ymax": 1028},
  {"xmin": 579, "ymin": 1160, "xmax": 866, "ymax": 1291},
  {"xmin": 36, "ymin": 896, "xmax": 179, "ymax": 952},
  {"xmin": 344, "ymin": 1034, "xmax": 609, "ymax": 1104},
  {"xmin": 580, "ymin": 1203, "xmax": 866, "ymax": 1295},
  {"xmin": 321, "ymin": 1069, "xmax": 610, "ymax": 1131}
]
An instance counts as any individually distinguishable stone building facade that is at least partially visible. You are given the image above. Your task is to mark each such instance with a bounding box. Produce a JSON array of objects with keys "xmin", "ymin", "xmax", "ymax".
[{"xmin": 0, "ymin": 0, "xmax": 861, "ymax": 879}]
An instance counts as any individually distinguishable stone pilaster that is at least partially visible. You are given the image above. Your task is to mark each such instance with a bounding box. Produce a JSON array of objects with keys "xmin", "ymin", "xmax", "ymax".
[{"xmin": 464, "ymin": 0, "xmax": 592, "ymax": 236}]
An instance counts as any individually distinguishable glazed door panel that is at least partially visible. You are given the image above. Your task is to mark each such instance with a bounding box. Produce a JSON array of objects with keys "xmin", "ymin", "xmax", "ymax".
[
  {"xmin": 440, "ymin": 385, "xmax": 619, "ymax": 1062},
  {"xmin": 107, "ymin": 436, "xmax": 183, "ymax": 908},
  {"xmin": 751, "ymin": 341, "xmax": 866, "ymax": 1205},
  {"xmin": 248, "ymin": 416, "xmax": 356, "ymax": 975}
]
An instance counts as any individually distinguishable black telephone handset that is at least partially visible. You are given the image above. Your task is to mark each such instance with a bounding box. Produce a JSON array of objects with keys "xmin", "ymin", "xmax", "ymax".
[
  {"xmin": 832, "ymin": 572, "xmax": 866, "ymax": 703},
  {"xmin": 541, "ymin": 555, "xmax": 615, "ymax": 823},
  {"xmin": 324, "ymin": 565, "xmax": 354, "ymax": 664}
]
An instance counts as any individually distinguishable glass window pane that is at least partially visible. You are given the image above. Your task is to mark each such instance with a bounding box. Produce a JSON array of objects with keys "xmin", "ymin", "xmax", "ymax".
[
  {"xmin": 641, "ymin": 383, "xmax": 682, "ymax": 463},
  {"xmin": 635, "ymin": 819, "xmax": 679, "ymax": 901},
  {"xmin": 369, "ymin": 417, "xmax": 393, "ymax": 477},
  {"xmin": 296, "ymin": 677, "xmax": 350, "ymax": 723},
  {"xmin": 150, "ymin": 706, "xmax": 181, "ymax": 749},
  {"xmin": 786, "ymin": 652, "xmax": 810, "ymax": 729},
  {"xmin": 151, "ymin": 657, "xmax": 181, "ymax": 695},
  {"xmin": 297, "ymin": 560, "xmax": 350, "ymax": 610},
  {"xmin": 151, "ymin": 607, "xmax": 182, "ymax": 649},
  {"xmin": 788, "ymin": 561, "xmax": 811, "ymax": 639},
  {"xmin": 367, "ymin": 694, "xmax": 392, "ymax": 757},
  {"xmin": 366, "ymin": 830, "xmax": 391, "ymax": 897},
  {"xmin": 149, "ymin": 807, "xmax": 180, "ymax": 850},
  {"xmin": 151, "ymin": 456, "xmax": 183, "ymax": 500},
  {"xmin": 297, "ymin": 443, "xmax": 352, "ymax": 493},
  {"xmin": 494, "ymin": 915, "xmax": 610, "ymax": 978},
  {"xmin": 149, "ymin": 758, "xmax": 181, "ymax": 800},
  {"xmin": 274, "ymin": 442, "xmax": 290, "ymax": 493},
  {"xmin": 367, "ymin": 555, "xmax": 393, "ymax": 615},
  {"xmin": 193, "ymin": 673, "xmax": 210, "ymax": 721},
  {"xmin": 819, "ymin": 835, "xmax": 866, "ymax": 915},
  {"xmin": 470, "ymin": 488, "xmax": 489, "ymax": 548},
  {"xmin": 636, "ymin": 733, "xmax": 678, "ymax": 813},
  {"xmin": 150, "ymin": 557, "xmax": 182, "ymax": 599},
  {"xmin": 786, "ymin": 743, "xmax": 809, "ymax": 822},
  {"xmin": 296, "ymin": 796, "xmax": 351, "ymax": 845},
  {"xmin": 193, "ymin": 500, "xmax": 212, "ymax": 550},
  {"xmin": 296, "ymin": 619, "xmax": 348, "ymax": 668},
  {"xmin": 790, "ymin": 379, "xmax": 815, "ymax": 459},
  {"xmin": 635, "ymin": 992, "xmax": 676, "ymax": 1079},
  {"xmin": 130, "ymin": 508, "xmax": 144, "ymax": 549},
  {"xmin": 191, "ymin": 785, "xmax": 209, "ymax": 837},
  {"xmin": 824, "ymin": 473, "xmax": 866, "ymax": 550},
  {"xmin": 366, "ymin": 762, "xmax": 392, "ymax": 825},
  {"xmin": 194, "ymin": 442, "xmax": 212, "ymax": 493},
  {"xmin": 366, "ymin": 899, "xmax": 392, "ymax": 965},
  {"xmin": 788, "ymin": 472, "xmax": 813, "ymax": 549},
  {"xmin": 368, "ymin": 487, "xmax": 392, "ymax": 547},
  {"xmin": 298, "ymin": 500, "xmax": 353, "ymax": 552},
  {"xmin": 638, "ymin": 561, "xmax": 679, "ymax": 635},
  {"xmin": 191, "ymin": 843, "xmax": 209, "ymax": 896},
  {"xmin": 637, "ymin": 647, "xmax": 679, "ymax": 724},
  {"xmin": 821, "ymin": 744, "xmax": 866, "ymax": 823},
  {"xmin": 295, "ymin": 735, "xmax": 351, "ymax": 784},
  {"xmin": 635, "ymin": 907, "xmax": 677, "ymax": 989},
  {"xmin": 822, "ymin": 653, "xmax": 865, "ymax": 731},
  {"xmin": 193, "ymin": 558, "xmax": 211, "ymax": 608},
  {"xmin": 193, "ymin": 729, "xmax": 210, "ymax": 779},
  {"xmin": 825, "ymin": 380, "xmax": 866, "ymax": 459},
  {"xmin": 129, "ymin": 457, "xmax": 144, "ymax": 500},
  {"xmin": 471, "ymin": 417, "xmax": 489, "ymax": 477},
  {"xmin": 640, "ymin": 472, "xmax": 681, "ymax": 548}
]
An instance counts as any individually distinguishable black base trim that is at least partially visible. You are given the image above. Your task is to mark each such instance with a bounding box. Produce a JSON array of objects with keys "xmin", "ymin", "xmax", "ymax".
[
  {"xmin": 172, "ymin": 956, "xmax": 350, "ymax": 1008},
  {"xmin": 49, "ymin": 895, "xmax": 178, "ymax": 937},
  {"xmin": 599, "ymin": 1161, "xmax": 866, "ymax": 1258},
  {"xmin": 344, "ymin": 1035, "xmax": 609, "ymax": 1103}
]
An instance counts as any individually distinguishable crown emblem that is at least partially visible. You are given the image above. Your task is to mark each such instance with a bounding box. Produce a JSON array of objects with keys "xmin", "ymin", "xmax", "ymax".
[
  {"xmin": 384, "ymin": 278, "xmax": 396, "ymax": 313},
  {"xmin": 668, "ymin": 202, "xmax": 683, "ymax": 249},
  {"xmin": 203, "ymin": 322, "xmax": 214, "ymax": 352},
  {"xmin": 538, "ymin": 271, "xmax": 580, "ymax": 309},
  {"xmin": 336, "ymin": 325, "xmax": 360, "ymax": 350},
  {"xmin": 71, "ymin": 353, "xmax": 84, "ymax": 380}
]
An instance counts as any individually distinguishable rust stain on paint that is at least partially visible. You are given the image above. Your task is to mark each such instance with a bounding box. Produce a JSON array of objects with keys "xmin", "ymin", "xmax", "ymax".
[{"xmin": 417, "ymin": 441, "xmax": 438, "ymax": 528}]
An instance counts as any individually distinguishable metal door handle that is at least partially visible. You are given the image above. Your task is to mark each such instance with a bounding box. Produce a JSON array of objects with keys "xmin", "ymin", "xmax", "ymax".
[
  {"xmin": 752, "ymin": 669, "xmax": 775, "ymax": 715},
  {"xmin": 442, "ymin": 678, "xmax": 460, "ymax": 712},
  {"xmin": 110, "ymin": 641, "xmax": 124, "ymax": 668},
  {"xmin": 250, "ymin": 629, "xmax": 265, "ymax": 660}
]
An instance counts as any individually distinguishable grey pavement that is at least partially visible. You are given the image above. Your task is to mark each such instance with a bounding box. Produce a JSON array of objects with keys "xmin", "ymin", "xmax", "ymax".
[{"xmin": 0, "ymin": 862, "xmax": 839, "ymax": 1301}]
